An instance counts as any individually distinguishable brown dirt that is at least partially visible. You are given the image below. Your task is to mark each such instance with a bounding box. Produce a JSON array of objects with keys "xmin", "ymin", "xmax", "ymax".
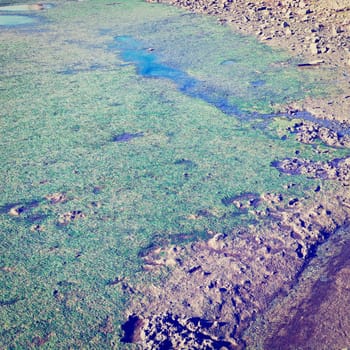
[
  {"xmin": 121, "ymin": 171, "xmax": 350, "ymax": 348},
  {"xmin": 245, "ymin": 225, "xmax": 350, "ymax": 350}
]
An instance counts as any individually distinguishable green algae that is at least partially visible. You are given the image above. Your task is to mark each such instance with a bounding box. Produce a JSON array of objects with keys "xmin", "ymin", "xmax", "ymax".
[{"xmin": 0, "ymin": 0, "xmax": 348, "ymax": 348}]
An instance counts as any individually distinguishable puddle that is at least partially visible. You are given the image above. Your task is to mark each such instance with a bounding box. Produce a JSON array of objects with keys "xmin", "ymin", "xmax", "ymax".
[
  {"xmin": 220, "ymin": 59, "xmax": 238, "ymax": 66},
  {"xmin": 112, "ymin": 132, "xmax": 144, "ymax": 142},
  {"xmin": 0, "ymin": 14, "xmax": 35, "ymax": 25},
  {"xmin": 111, "ymin": 35, "xmax": 245, "ymax": 116},
  {"xmin": 250, "ymin": 79, "xmax": 266, "ymax": 88},
  {"xmin": 111, "ymin": 35, "xmax": 350, "ymax": 135},
  {"xmin": 0, "ymin": 3, "xmax": 53, "ymax": 26},
  {"xmin": 112, "ymin": 36, "xmax": 195, "ymax": 83},
  {"xmin": 0, "ymin": 4, "xmax": 46, "ymax": 11}
]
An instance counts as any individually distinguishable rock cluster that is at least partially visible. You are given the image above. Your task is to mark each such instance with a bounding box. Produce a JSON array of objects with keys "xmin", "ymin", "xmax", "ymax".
[
  {"xmin": 288, "ymin": 120, "xmax": 350, "ymax": 147},
  {"xmin": 123, "ymin": 313, "xmax": 234, "ymax": 349},
  {"xmin": 153, "ymin": 0, "xmax": 350, "ymax": 68},
  {"xmin": 273, "ymin": 156, "xmax": 350, "ymax": 183}
]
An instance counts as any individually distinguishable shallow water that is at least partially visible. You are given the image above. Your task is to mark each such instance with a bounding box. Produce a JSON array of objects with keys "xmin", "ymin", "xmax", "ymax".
[
  {"xmin": 0, "ymin": 0, "xmax": 348, "ymax": 348},
  {"xmin": 0, "ymin": 14, "xmax": 34, "ymax": 25},
  {"xmin": 0, "ymin": 4, "xmax": 36, "ymax": 11},
  {"xmin": 111, "ymin": 34, "xmax": 350, "ymax": 135}
]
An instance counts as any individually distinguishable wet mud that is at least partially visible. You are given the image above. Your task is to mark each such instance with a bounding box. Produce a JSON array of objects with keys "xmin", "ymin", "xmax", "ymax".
[{"xmin": 246, "ymin": 225, "xmax": 350, "ymax": 350}]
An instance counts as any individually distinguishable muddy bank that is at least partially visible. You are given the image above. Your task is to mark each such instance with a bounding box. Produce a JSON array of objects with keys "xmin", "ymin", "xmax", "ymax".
[
  {"xmin": 122, "ymin": 133, "xmax": 350, "ymax": 348},
  {"xmin": 148, "ymin": 0, "xmax": 350, "ymax": 125},
  {"xmin": 245, "ymin": 224, "xmax": 350, "ymax": 350},
  {"xmin": 122, "ymin": 185, "xmax": 350, "ymax": 348},
  {"xmin": 116, "ymin": 1, "xmax": 350, "ymax": 348}
]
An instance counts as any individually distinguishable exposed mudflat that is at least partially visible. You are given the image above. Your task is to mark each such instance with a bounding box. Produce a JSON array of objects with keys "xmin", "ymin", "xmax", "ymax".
[
  {"xmin": 120, "ymin": 0, "xmax": 350, "ymax": 348},
  {"xmin": 124, "ymin": 173, "xmax": 350, "ymax": 348}
]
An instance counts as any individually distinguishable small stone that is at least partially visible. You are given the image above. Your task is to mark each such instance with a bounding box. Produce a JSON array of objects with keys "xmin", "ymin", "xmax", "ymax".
[
  {"xmin": 58, "ymin": 210, "xmax": 85, "ymax": 225},
  {"xmin": 310, "ymin": 43, "xmax": 319, "ymax": 54},
  {"xmin": 9, "ymin": 206, "xmax": 24, "ymax": 216},
  {"xmin": 31, "ymin": 224, "xmax": 45, "ymax": 232},
  {"xmin": 45, "ymin": 192, "xmax": 68, "ymax": 204},
  {"xmin": 285, "ymin": 27, "xmax": 292, "ymax": 36}
]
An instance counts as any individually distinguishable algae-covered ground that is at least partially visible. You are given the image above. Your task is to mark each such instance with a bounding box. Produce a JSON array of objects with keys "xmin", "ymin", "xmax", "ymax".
[{"xmin": 0, "ymin": 1, "xmax": 348, "ymax": 348}]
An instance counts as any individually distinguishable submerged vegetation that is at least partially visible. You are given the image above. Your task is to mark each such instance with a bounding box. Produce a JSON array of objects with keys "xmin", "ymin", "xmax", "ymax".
[{"xmin": 0, "ymin": 0, "xmax": 347, "ymax": 348}]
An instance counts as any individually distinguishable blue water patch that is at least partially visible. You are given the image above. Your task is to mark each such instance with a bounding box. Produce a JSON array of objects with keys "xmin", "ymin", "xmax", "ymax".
[
  {"xmin": 112, "ymin": 132, "xmax": 144, "ymax": 142},
  {"xmin": 111, "ymin": 35, "xmax": 242, "ymax": 116},
  {"xmin": 250, "ymin": 79, "xmax": 266, "ymax": 88},
  {"xmin": 0, "ymin": 14, "xmax": 35, "ymax": 26},
  {"xmin": 110, "ymin": 35, "xmax": 350, "ymax": 134}
]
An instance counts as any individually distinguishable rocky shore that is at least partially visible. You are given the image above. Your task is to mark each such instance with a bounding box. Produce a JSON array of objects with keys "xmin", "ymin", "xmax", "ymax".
[{"xmin": 120, "ymin": 1, "xmax": 350, "ymax": 348}]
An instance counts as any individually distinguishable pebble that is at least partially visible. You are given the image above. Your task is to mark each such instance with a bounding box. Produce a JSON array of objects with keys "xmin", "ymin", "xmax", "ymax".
[
  {"xmin": 9, "ymin": 206, "xmax": 24, "ymax": 216},
  {"xmin": 310, "ymin": 43, "xmax": 319, "ymax": 54}
]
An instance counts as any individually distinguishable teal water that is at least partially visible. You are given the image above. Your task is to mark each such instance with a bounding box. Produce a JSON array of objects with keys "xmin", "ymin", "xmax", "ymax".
[
  {"xmin": 111, "ymin": 34, "xmax": 350, "ymax": 134},
  {"xmin": 0, "ymin": 14, "xmax": 34, "ymax": 25},
  {"xmin": 0, "ymin": 0, "xmax": 348, "ymax": 348},
  {"xmin": 111, "ymin": 35, "xmax": 242, "ymax": 115},
  {"xmin": 0, "ymin": 4, "xmax": 53, "ymax": 10}
]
